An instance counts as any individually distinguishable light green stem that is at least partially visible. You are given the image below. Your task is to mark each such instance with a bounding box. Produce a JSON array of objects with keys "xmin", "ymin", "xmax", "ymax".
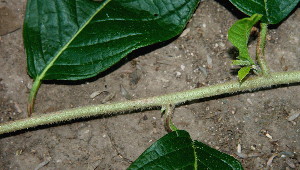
[
  {"xmin": 256, "ymin": 22, "xmax": 269, "ymax": 76},
  {"xmin": 27, "ymin": 78, "xmax": 42, "ymax": 116},
  {"xmin": 2, "ymin": 71, "xmax": 300, "ymax": 135}
]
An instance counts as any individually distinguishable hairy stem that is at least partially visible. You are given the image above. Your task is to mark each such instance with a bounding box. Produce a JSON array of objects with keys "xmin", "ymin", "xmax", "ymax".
[
  {"xmin": 256, "ymin": 22, "xmax": 269, "ymax": 76},
  {"xmin": 164, "ymin": 104, "xmax": 178, "ymax": 132},
  {"xmin": 2, "ymin": 71, "xmax": 300, "ymax": 135},
  {"xmin": 27, "ymin": 78, "xmax": 42, "ymax": 117}
]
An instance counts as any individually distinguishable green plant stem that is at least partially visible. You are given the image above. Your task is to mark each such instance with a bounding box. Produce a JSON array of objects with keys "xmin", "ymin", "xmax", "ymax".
[
  {"xmin": 256, "ymin": 22, "xmax": 269, "ymax": 76},
  {"xmin": 2, "ymin": 71, "xmax": 300, "ymax": 135},
  {"xmin": 27, "ymin": 78, "xmax": 42, "ymax": 116},
  {"xmin": 164, "ymin": 104, "xmax": 178, "ymax": 132}
]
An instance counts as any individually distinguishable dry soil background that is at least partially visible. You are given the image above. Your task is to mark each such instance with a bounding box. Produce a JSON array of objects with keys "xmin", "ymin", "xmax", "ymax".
[{"xmin": 1, "ymin": 0, "xmax": 300, "ymax": 169}]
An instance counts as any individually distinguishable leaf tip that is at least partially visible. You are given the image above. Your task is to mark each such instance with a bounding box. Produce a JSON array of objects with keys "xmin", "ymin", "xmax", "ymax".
[{"xmin": 238, "ymin": 66, "xmax": 251, "ymax": 81}]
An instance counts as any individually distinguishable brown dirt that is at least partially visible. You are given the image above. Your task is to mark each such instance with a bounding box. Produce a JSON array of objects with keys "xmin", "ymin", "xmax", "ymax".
[{"xmin": 1, "ymin": 0, "xmax": 300, "ymax": 169}]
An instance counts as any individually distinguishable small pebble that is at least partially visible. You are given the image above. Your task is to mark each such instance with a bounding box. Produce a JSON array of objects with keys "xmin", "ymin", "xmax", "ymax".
[
  {"xmin": 219, "ymin": 42, "xmax": 225, "ymax": 47},
  {"xmin": 247, "ymin": 98, "xmax": 253, "ymax": 105},
  {"xmin": 266, "ymin": 133, "xmax": 273, "ymax": 139},
  {"xmin": 176, "ymin": 71, "xmax": 182, "ymax": 77},
  {"xmin": 181, "ymin": 65, "xmax": 185, "ymax": 71}
]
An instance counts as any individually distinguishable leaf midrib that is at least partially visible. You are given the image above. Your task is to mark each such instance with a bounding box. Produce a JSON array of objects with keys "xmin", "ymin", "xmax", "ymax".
[{"xmin": 35, "ymin": 0, "xmax": 112, "ymax": 81}]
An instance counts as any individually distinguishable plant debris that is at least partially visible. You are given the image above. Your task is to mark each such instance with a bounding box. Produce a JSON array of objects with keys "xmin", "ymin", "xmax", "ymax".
[
  {"xmin": 287, "ymin": 109, "xmax": 300, "ymax": 121},
  {"xmin": 34, "ymin": 157, "xmax": 51, "ymax": 170},
  {"xmin": 90, "ymin": 90, "xmax": 115, "ymax": 103},
  {"xmin": 236, "ymin": 144, "xmax": 262, "ymax": 159},
  {"xmin": 180, "ymin": 28, "xmax": 190, "ymax": 37},
  {"xmin": 90, "ymin": 90, "xmax": 108, "ymax": 98},
  {"xmin": 120, "ymin": 84, "xmax": 132, "ymax": 100},
  {"xmin": 267, "ymin": 151, "xmax": 295, "ymax": 166},
  {"xmin": 207, "ymin": 54, "xmax": 212, "ymax": 69}
]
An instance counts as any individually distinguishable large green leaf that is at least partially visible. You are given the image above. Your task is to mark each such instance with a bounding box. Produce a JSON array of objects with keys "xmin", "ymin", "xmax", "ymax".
[
  {"xmin": 128, "ymin": 130, "xmax": 243, "ymax": 170},
  {"xmin": 229, "ymin": 0, "xmax": 300, "ymax": 24},
  {"xmin": 24, "ymin": 0, "xmax": 199, "ymax": 80}
]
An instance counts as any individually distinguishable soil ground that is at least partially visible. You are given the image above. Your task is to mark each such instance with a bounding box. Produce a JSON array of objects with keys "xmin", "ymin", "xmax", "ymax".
[{"xmin": 1, "ymin": 0, "xmax": 300, "ymax": 169}]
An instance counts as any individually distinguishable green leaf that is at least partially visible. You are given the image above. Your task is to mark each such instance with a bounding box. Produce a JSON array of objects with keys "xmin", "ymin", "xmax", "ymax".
[
  {"xmin": 24, "ymin": 0, "xmax": 199, "ymax": 80},
  {"xmin": 232, "ymin": 60, "xmax": 250, "ymax": 66},
  {"xmin": 128, "ymin": 130, "xmax": 243, "ymax": 170},
  {"xmin": 238, "ymin": 66, "xmax": 251, "ymax": 81},
  {"xmin": 229, "ymin": 0, "xmax": 300, "ymax": 24},
  {"xmin": 228, "ymin": 14, "xmax": 262, "ymax": 65}
]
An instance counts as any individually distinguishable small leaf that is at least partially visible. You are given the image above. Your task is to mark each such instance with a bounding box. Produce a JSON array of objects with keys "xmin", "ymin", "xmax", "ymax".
[
  {"xmin": 229, "ymin": 0, "xmax": 300, "ymax": 24},
  {"xmin": 232, "ymin": 60, "xmax": 251, "ymax": 66},
  {"xmin": 238, "ymin": 66, "xmax": 251, "ymax": 81},
  {"xmin": 228, "ymin": 14, "xmax": 262, "ymax": 65},
  {"xmin": 128, "ymin": 130, "xmax": 243, "ymax": 170}
]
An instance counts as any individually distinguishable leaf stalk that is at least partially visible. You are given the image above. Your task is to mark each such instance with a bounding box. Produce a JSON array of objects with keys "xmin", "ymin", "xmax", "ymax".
[
  {"xmin": 27, "ymin": 78, "xmax": 42, "ymax": 116},
  {"xmin": 164, "ymin": 104, "xmax": 178, "ymax": 132}
]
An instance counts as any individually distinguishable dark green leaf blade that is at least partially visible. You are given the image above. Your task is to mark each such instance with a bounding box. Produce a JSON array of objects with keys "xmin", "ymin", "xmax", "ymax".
[
  {"xmin": 24, "ymin": 0, "xmax": 105, "ymax": 79},
  {"xmin": 194, "ymin": 141, "xmax": 243, "ymax": 170},
  {"xmin": 24, "ymin": 0, "xmax": 199, "ymax": 80},
  {"xmin": 128, "ymin": 130, "xmax": 243, "ymax": 170},
  {"xmin": 229, "ymin": 0, "xmax": 300, "ymax": 24},
  {"xmin": 128, "ymin": 130, "xmax": 195, "ymax": 169}
]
